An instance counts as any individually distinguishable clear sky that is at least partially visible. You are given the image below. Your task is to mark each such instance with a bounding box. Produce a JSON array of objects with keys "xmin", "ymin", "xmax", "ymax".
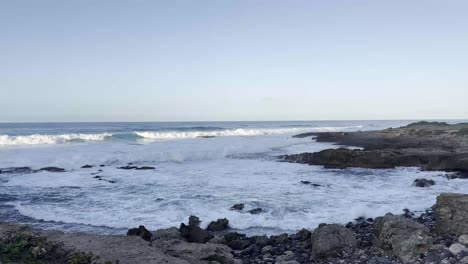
[{"xmin": 1, "ymin": 0, "xmax": 467, "ymax": 122}]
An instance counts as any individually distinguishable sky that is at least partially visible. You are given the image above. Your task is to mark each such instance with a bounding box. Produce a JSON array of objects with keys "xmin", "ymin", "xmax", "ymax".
[{"xmin": 1, "ymin": 0, "xmax": 467, "ymax": 122}]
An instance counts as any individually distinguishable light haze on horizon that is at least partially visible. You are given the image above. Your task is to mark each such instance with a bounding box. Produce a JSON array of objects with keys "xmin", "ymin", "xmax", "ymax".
[{"xmin": 1, "ymin": 0, "xmax": 467, "ymax": 122}]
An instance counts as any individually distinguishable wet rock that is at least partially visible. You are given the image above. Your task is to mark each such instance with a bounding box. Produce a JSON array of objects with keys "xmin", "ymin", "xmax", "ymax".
[
  {"xmin": 206, "ymin": 218, "xmax": 229, "ymax": 232},
  {"xmin": 248, "ymin": 208, "xmax": 263, "ymax": 215},
  {"xmin": 118, "ymin": 166, "xmax": 155, "ymax": 170},
  {"xmin": 413, "ymin": 178, "xmax": 435, "ymax": 187},
  {"xmin": 291, "ymin": 228, "xmax": 311, "ymax": 242},
  {"xmin": 40, "ymin": 167, "xmax": 66, "ymax": 172},
  {"xmin": 269, "ymin": 233, "xmax": 289, "ymax": 244},
  {"xmin": 310, "ymin": 224, "xmax": 357, "ymax": 259},
  {"xmin": 152, "ymin": 227, "xmax": 181, "ymax": 241},
  {"xmin": 0, "ymin": 167, "xmax": 35, "ymax": 174},
  {"xmin": 249, "ymin": 235, "xmax": 269, "ymax": 247},
  {"xmin": 300, "ymin": 180, "xmax": 311, "ymax": 184},
  {"xmin": 434, "ymin": 193, "xmax": 468, "ymax": 236},
  {"xmin": 81, "ymin": 164, "xmax": 93, "ymax": 168},
  {"xmin": 127, "ymin": 225, "xmax": 152, "ymax": 241},
  {"xmin": 223, "ymin": 232, "xmax": 250, "ymax": 250},
  {"xmin": 179, "ymin": 216, "xmax": 213, "ymax": 243},
  {"xmin": 374, "ymin": 214, "xmax": 432, "ymax": 263},
  {"xmin": 230, "ymin": 203, "xmax": 244, "ymax": 211}
]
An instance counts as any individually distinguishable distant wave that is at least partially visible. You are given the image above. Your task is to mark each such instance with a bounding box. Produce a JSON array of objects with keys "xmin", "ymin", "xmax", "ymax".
[
  {"xmin": 134, "ymin": 126, "xmax": 363, "ymax": 141},
  {"xmin": 0, "ymin": 133, "xmax": 112, "ymax": 146}
]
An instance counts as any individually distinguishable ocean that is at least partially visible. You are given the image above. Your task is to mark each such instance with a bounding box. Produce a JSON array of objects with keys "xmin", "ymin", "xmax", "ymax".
[{"xmin": 1, "ymin": 120, "xmax": 467, "ymax": 235}]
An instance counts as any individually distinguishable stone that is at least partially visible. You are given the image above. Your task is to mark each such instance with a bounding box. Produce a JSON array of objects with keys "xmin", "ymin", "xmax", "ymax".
[
  {"xmin": 248, "ymin": 208, "xmax": 263, "ymax": 214},
  {"xmin": 81, "ymin": 164, "xmax": 93, "ymax": 168},
  {"xmin": 158, "ymin": 239, "xmax": 239, "ymax": 264},
  {"xmin": 230, "ymin": 203, "xmax": 244, "ymax": 211},
  {"xmin": 459, "ymin": 235, "xmax": 468, "ymax": 246},
  {"xmin": 374, "ymin": 214, "xmax": 432, "ymax": 263},
  {"xmin": 179, "ymin": 216, "xmax": 213, "ymax": 243},
  {"xmin": 275, "ymin": 251, "xmax": 294, "ymax": 262},
  {"xmin": 413, "ymin": 178, "xmax": 435, "ymax": 187},
  {"xmin": 40, "ymin": 167, "xmax": 66, "ymax": 172},
  {"xmin": 425, "ymin": 247, "xmax": 453, "ymax": 264},
  {"xmin": 261, "ymin": 245, "xmax": 272, "ymax": 254},
  {"xmin": 223, "ymin": 232, "xmax": 250, "ymax": 250},
  {"xmin": 127, "ymin": 225, "xmax": 153, "ymax": 241},
  {"xmin": 448, "ymin": 243, "xmax": 467, "ymax": 255},
  {"xmin": 434, "ymin": 193, "xmax": 468, "ymax": 236},
  {"xmin": 310, "ymin": 224, "xmax": 357, "ymax": 259},
  {"xmin": 461, "ymin": 256, "xmax": 468, "ymax": 264},
  {"xmin": 206, "ymin": 218, "xmax": 229, "ymax": 232},
  {"xmin": 152, "ymin": 227, "xmax": 181, "ymax": 241}
]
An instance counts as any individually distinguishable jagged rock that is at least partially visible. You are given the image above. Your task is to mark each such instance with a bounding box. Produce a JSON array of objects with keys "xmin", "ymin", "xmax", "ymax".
[
  {"xmin": 310, "ymin": 224, "xmax": 357, "ymax": 259},
  {"xmin": 127, "ymin": 225, "xmax": 152, "ymax": 241},
  {"xmin": 158, "ymin": 239, "xmax": 240, "ymax": 264},
  {"xmin": 248, "ymin": 208, "xmax": 263, "ymax": 215},
  {"xmin": 425, "ymin": 246, "xmax": 454, "ymax": 264},
  {"xmin": 179, "ymin": 216, "xmax": 213, "ymax": 243},
  {"xmin": 269, "ymin": 233, "xmax": 289, "ymax": 244},
  {"xmin": 374, "ymin": 214, "xmax": 432, "ymax": 263},
  {"xmin": 230, "ymin": 203, "xmax": 244, "ymax": 211},
  {"xmin": 413, "ymin": 178, "xmax": 435, "ymax": 187},
  {"xmin": 434, "ymin": 193, "xmax": 468, "ymax": 236},
  {"xmin": 40, "ymin": 167, "xmax": 66, "ymax": 172},
  {"xmin": 152, "ymin": 227, "xmax": 181, "ymax": 241},
  {"xmin": 223, "ymin": 232, "xmax": 250, "ymax": 250},
  {"xmin": 291, "ymin": 228, "xmax": 311, "ymax": 242},
  {"xmin": 206, "ymin": 218, "xmax": 229, "ymax": 232}
]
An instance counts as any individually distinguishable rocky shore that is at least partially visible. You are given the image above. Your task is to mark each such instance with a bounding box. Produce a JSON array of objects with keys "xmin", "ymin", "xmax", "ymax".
[{"xmin": 1, "ymin": 193, "xmax": 468, "ymax": 264}]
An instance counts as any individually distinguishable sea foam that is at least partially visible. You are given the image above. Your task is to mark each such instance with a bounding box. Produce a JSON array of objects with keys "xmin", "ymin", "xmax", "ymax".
[{"xmin": 0, "ymin": 133, "xmax": 112, "ymax": 146}]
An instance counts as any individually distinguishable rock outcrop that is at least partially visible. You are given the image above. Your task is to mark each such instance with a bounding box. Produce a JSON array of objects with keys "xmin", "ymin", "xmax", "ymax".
[
  {"xmin": 310, "ymin": 224, "xmax": 357, "ymax": 259},
  {"xmin": 434, "ymin": 193, "xmax": 468, "ymax": 236},
  {"xmin": 374, "ymin": 214, "xmax": 432, "ymax": 263},
  {"xmin": 179, "ymin": 216, "xmax": 214, "ymax": 243},
  {"xmin": 206, "ymin": 218, "xmax": 229, "ymax": 232}
]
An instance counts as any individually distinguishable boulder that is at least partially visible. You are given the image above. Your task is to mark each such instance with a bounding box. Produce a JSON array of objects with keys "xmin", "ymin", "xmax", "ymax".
[
  {"xmin": 206, "ymin": 218, "xmax": 229, "ymax": 232},
  {"xmin": 434, "ymin": 193, "xmax": 468, "ymax": 236},
  {"xmin": 223, "ymin": 232, "xmax": 250, "ymax": 250},
  {"xmin": 374, "ymin": 214, "xmax": 432, "ymax": 263},
  {"xmin": 248, "ymin": 208, "xmax": 263, "ymax": 215},
  {"xmin": 158, "ymin": 239, "xmax": 240, "ymax": 264},
  {"xmin": 152, "ymin": 227, "xmax": 181, "ymax": 241},
  {"xmin": 230, "ymin": 203, "xmax": 244, "ymax": 211},
  {"xmin": 310, "ymin": 224, "xmax": 357, "ymax": 259},
  {"xmin": 448, "ymin": 243, "xmax": 467, "ymax": 255},
  {"xmin": 127, "ymin": 225, "xmax": 153, "ymax": 242},
  {"xmin": 413, "ymin": 178, "xmax": 435, "ymax": 187},
  {"xmin": 179, "ymin": 216, "xmax": 213, "ymax": 243},
  {"xmin": 460, "ymin": 235, "xmax": 468, "ymax": 246},
  {"xmin": 40, "ymin": 167, "xmax": 66, "ymax": 172},
  {"xmin": 81, "ymin": 164, "xmax": 93, "ymax": 168}
]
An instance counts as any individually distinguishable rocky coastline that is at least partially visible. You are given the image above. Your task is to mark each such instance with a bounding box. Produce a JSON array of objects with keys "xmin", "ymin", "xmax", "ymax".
[{"xmin": 1, "ymin": 121, "xmax": 468, "ymax": 264}]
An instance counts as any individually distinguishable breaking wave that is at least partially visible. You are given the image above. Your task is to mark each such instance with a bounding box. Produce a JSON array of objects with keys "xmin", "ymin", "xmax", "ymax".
[{"xmin": 0, "ymin": 133, "xmax": 112, "ymax": 146}]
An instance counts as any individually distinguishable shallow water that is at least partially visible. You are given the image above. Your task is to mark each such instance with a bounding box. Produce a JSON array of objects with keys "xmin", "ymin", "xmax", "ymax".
[{"xmin": 1, "ymin": 120, "xmax": 467, "ymax": 235}]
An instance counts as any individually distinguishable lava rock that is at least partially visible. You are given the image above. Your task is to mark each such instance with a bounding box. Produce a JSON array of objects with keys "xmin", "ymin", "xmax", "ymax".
[
  {"xmin": 230, "ymin": 203, "xmax": 244, "ymax": 211},
  {"xmin": 179, "ymin": 216, "xmax": 213, "ymax": 243},
  {"xmin": 310, "ymin": 224, "xmax": 357, "ymax": 259},
  {"xmin": 206, "ymin": 218, "xmax": 229, "ymax": 232},
  {"xmin": 127, "ymin": 225, "xmax": 152, "ymax": 241},
  {"xmin": 248, "ymin": 208, "xmax": 263, "ymax": 215},
  {"xmin": 413, "ymin": 178, "xmax": 435, "ymax": 187}
]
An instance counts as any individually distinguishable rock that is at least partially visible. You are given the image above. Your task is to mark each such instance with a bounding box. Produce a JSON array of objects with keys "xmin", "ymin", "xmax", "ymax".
[
  {"xmin": 40, "ymin": 167, "xmax": 66, "ymax": 172},
  {"xmin": 135, "ymin": 166, "xmax": 156, "ymax": 170},
  {"xmin": 460, "ymin": 235, "xmax": 468, "ymax": 246},
  {"xmin": 127, "ymin": 225, "xmax": 152, "ymax": 242},
  {"xmin": 179, "ymin": 216, "xmax": 213, "ymax": 243},
  {"xmin": 425, "ymin": 247, "xmax": 454, "ymax": 264},
  {"xmin": 310, "ymin": 224, "xmax": 357, "ymax": 259},
  {"xmin": 81, "ymin": 164, "xmax": 93, "ymax": 168},
  {"xmin": 230, "ymin": 203, "xmax": 244, "ymax": 211},
  {"xmin": 275, "ymin": 250, "xmax": 294, "ymax": 262},
  {"xmin": 461, "ymin": 256, "xmax": 468, "ymax": 264},
  {"xmin": 152, "ymin": 227, "xmax": 181, "ymax": 241},
  {"xmin": 223, "ymin": 232, "xmax": 250, "ymax": 250},
  {"xmin": 434, "ymin": 193, "xmax": 468, "ymax": 236},
  {"xmin": 269, "ymin": 233, "xmax": 289, "ymax": 244},
  {"xmin": 0, "ymin": 167, "xmax": 36, "ymax": 174},
  {"xmin": 249, "ymin": 235, "xmax": 269, "ymax": 247},
  {"xmin": 413, "ymin": 178, "xmax": 435, "ymax": 187},
  {"xmin": 374, "ymin": 214, "xmax": 432, "ymax": 263},
  {"xmin": 261, "ymin": 245, "xmax": 272, "ymax": 254},
  {"xmin": 158, "ymin": 239, "xmax": 239, "ymax": 264},
  {"xmin": 118, "ymin": 166, "xmax": 155, "ymax": 170},
  {"xmin": 206, "ymin": 218, "xmax": 229, "ymax": 232},
  {"xmin": 300, "ymin": 180, "xmax": 311, "ymax": 184},
  {"xmin": 248, "ymin": 208, "xmax": 263, "ymax": 215},
  {"xmin": 291, "ymin": 228, "xmax": 311, "ymax": 242},
  {"xmin": 449, "ymin": 243, "xmax": 467, "ymax": 255}
]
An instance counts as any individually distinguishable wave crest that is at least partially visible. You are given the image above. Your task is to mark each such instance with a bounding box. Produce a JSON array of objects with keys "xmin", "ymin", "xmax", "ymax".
[{"xmin": 0, "ymin": 133, "xmax": 112, "ymax": 146}]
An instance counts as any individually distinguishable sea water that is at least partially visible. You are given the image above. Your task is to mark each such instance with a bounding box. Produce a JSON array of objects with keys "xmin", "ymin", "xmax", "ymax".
[{"xmin": 1, "ymin": 120, "xmax": 467, "ymax": 235}]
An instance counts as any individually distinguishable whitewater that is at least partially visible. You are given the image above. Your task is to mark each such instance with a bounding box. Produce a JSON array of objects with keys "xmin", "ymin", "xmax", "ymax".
[{"xmin": 1, "ymin": 120, "xmax": 467, "ymax": 235}]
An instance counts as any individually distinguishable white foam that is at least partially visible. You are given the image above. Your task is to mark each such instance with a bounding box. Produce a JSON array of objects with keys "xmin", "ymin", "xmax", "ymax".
[
  {"xmin": 135, "ymin": 126, "xmax": 363, "ymax": 141},
  {"xmin": 0, "ymin": 133, "xmax": 112, "ymax": 146}
]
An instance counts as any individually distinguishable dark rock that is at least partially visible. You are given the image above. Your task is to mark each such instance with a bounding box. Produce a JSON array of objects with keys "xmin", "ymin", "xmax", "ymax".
[
  {"xmin": 249, "ymin": 235, "xmax": 269, "ymax": 247},
  {"xmin": 118, "ymin": 166, "xmax": 155, "ymax": 170},
  {"xmin": 206, "ymin": 218, "xmax": 229, "ymax": 232},
  {"xmin": 248, "ymin": 208, "xmax": 263, "ymax": 215},
  {"xmin": 230, "ymin": 203, "xmax": 244, "ymax": 211},
  {"xmin": 300, "ymin": 180, "xmax": 311, "ymax": 184},
  {"xmin": 135, "ymin": 166, "xmax": 156, "ymax": 170},
  {"xmin": 413, "ymin": 178, "xmax": 435, "ymax": 187},
  {"xmin": 179, "ymin": 216, "xmax": 213, "ymax": 243},
  {"xmin": 127, "ymin": 225, "xmax": 152, "ymax": 241},
  {"xmin": 224, "ymin": 232, "xmax": 250, "ymax": 250},
  {"xmin": 40, "ymin": 167, "xmax": 66, "ymax": 172},
  {"xmin": 310, "ymin": 224, "xmax": 357, "ymax": 259},
  {"xmin": 292, "ymin": 228, "xmax": 311, "ymax": 242},
  {"xmin": 374, "ymin": 214, "xmax": 432, "ymax": 262},
  {"xmin": 0, "ymin": 167, "xmax": 36, "ymax": 174},
  {"xmin": 269, "ymin": 233, "xmax": 289, "ymax": 244},
  {"xmin": 81, "ymin": 164, "xmax": 93, "ymax": 168}
]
